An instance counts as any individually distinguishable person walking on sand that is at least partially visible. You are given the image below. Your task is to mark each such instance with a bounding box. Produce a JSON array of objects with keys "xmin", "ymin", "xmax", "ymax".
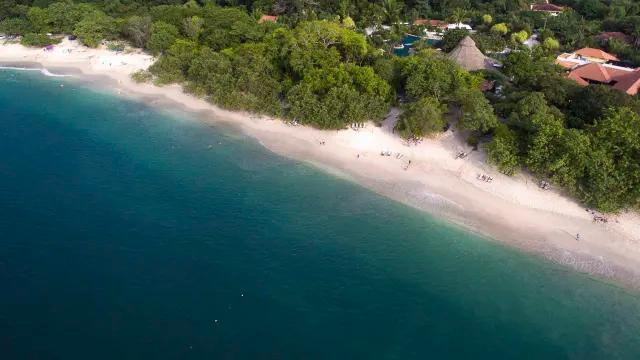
[{"xmin": 576, "ymin": 233, "xmax": 580, "ymax": 241}]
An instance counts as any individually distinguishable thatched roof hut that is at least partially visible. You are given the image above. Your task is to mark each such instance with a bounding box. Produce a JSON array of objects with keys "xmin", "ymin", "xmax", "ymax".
[{"xmin": 448, "ymin": 36, "xmax": 492, "ymax": 71}]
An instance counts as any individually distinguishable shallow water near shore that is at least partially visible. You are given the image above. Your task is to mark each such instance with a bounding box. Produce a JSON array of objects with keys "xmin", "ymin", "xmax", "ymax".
[{"xmin": 2, "ymin": 69, "xmax": 640, "ymax": 359}]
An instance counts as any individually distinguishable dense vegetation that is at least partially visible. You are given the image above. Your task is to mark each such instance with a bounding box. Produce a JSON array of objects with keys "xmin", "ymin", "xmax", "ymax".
[{"xmin": 2, "ymin": 0, "xmax": 639, "ymax": 212}]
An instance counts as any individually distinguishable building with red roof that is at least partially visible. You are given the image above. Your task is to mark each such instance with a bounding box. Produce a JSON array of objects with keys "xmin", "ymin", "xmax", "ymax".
[
  {"xmin": 566, "ymin": 62, "xmax": 640, "ymax": 95},
  {"xmin": 258, "ymin": 15, "xmax": 278, "ymax": 23},
  {"xmin": 413, "ymin": 19, "xmax": 448, "ymax": 30},
  {"xmin": 530, "ymin": 3, "xmax": 565, "ymax": 16},
  {"xmin": 573, "ymin": 48, "xmax": 619, "ymax": 62},
  {"xmin": 555, "ymin": 48, "xmax": 620, "ymax": 69},
  {"xmin": 557, "ymin": 47, "xmax": 640, "ymax": 95},
  {"xmin": 596, "ymin": 32, "xmax": 633, "ymax": 45}
]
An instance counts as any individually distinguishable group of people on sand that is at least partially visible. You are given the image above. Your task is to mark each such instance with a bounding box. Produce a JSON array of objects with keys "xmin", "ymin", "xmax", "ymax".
[
  {"xmin": 586, "ymin": 209, "xmax": 609, "ymax": 224},
  {"xmin": 350, "ymin": 123, "xmax": 365, "ymax": 131},
  {"xmin": 477, "ymin": 174, "xmax": 493, "ymax": 183},
  {"xmin": 539, "ymin": 180, "xmax": 551, "ymax": 190},
  {"xmin": 379, "ymin": 150, "xmax": 411, "ymax": 170},
  {"xmin": 455, "ymin": 151, "xmax": 468, "ymax": 159}
]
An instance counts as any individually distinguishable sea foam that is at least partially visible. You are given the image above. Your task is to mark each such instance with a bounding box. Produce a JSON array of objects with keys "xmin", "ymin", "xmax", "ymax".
[{"xmin": 0, "ymin": 66, "xmax": 70, "ymax": 77}]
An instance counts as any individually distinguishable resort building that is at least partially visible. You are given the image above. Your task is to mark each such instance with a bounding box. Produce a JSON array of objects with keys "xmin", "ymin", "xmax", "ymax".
[
  {"xmin": 446, "ymin": 23, "xmax": 473, "ymax": 31},
  {"xmin": 364, "ymin": 24, "xmax": 391, "ymax": 36},
  {"xmin": 448, "ymin": 36, "xmax": 495, "ymax": 71},
  {"xmin": 530, "ymin": 2, "xmax": 565, "ymax": 16},
  {"xmin": 258, "ymin": 15, "xmax": 278, "ymax": 23},
  {"xmin": 556, "ymin": 48, "xmax": 620, "ymax": 68},
  {"xmin": 566, "ymin": 63, "xmax": 640, "ymax": 95},
  {"xmin": 595, "ymin": 32, "xmax": 633, "ymax": 45},
  {"xmin": 413, "ymin": 19, "xmax": 447, "ymax": 31},
  {"xmin": 557, "ymin": 48, "xmax": 640, "ymax": 95}
]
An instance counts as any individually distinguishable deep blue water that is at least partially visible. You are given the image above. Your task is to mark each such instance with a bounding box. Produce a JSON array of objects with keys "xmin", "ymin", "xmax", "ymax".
[{"xmin": 1, "ymin": 69, "xmax": 640, "ymax": 359}]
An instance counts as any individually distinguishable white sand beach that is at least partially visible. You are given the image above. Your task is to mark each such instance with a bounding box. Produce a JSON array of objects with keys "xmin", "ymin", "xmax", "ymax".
[{"xmin": 2, "ymin": 39, "xmax": 640, "ymax": 289}]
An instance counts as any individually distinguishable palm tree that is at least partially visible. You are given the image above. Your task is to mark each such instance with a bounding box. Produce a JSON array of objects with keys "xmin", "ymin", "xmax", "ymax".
[
  {"xmin": 382, "ymin": 0, "xmax": 402, "ymax": 26},
  {"xmin": 448, "ymin": 8, "xmax": 469, "ymax": 25}
]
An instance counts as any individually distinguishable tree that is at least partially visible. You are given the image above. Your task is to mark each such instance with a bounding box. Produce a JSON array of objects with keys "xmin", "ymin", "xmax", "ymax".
[
  {"xmin": 288, "ymin": 21, "xmax": 369, "ymax": 74},
  {"xmin": 210, "ymin": 43, "xmax": 284, "ymax": 114},
  {"xmin": 482, "ymin": 14, "xmax": 493, "ymax": 25},
  {"xmin": 511, "ymin": 30, "xmax": 528, "ymax": 44},
  {"xmin": 21, "ymin": 33, "xmax": 60, "ymax": 47},
  {"xmin": 395, "ymin": 97, "xmax": 446, "ymax": 139},
  {"xmin": 123, "ymin": 16, "xmax": 152, "ymax": 48},
  {"xmin": 441, "ymin": 28, "xmax": 469, "ymax": 52},
  {"xmin": 502, "ymin": 47, "xmax": 575, "ymax": 108},
  {"xmin": 579, "ymin": 107, "xmax": 640, "ymax": 211},
  {"xmin": 457, "ymin": 89, "xmax": 498, "ymax": 133},
  {"xmin": 147, "ymin": 21, "xmax": 179, "ymax": 55},
  {"xmin": 26, "ymin": 7, "xmax": 51, "ymax": 34},
  {"xmin": 448, "ymin": 8, "xmax": 469, "ymax": 25},
  {"xmin": 523, "ymin": 98, "xmax": 566, "ymax": 175},
  {"xmin": 73, "ymin": 11, "xmax": 117, "ymax": 47},
  {"xmin": 545, "ymin": 129, "xmax": 591, "ymax": 193},
  {"xmin": 199, "ymin": 6, "xmax": 264, "ymax": 51},
  {"xmin": 543, "ymin": 37, "xmax": 560, "ymax": 50},
  {"xmin": 567, "ymin": 85, "xmax": 640, "ymax": 128},
  {"xmin": 287, "ymin": 64, "xmax": 391, "ymax": 129},
  {"xmin": 0, "ymin": 18, "xmax": 30, "ymax": 36},
  {"xmin": 381, "ymin": 0, "xmax": 402, "ymax": 26},
  {"xmin": 490, "ymin": 23, "xmax": 508, "ymax": 35},
  {"xmin": 342, "ymin": 16, "xmax": 355, "ymax": 29},
  {"xmin": 182, "ymin": 15, "xmax": 204, "ymax": 41},
  {"xmin": 487, "ymin": 124, "xmax": 520, "ymax": 176},
  {"xmin": 401, "ymin": 51, "xmax": 478, "ymax": 101},
  {"xmin": 472, "ymin": 32, "xmax": 507, "ymax": 52},
  {"xmin": 47, "ymin": 2, "xmax": 93, "ymax": 34}
]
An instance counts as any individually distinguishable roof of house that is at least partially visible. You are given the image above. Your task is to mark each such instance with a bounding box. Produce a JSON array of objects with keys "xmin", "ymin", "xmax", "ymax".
[
  {"xmin": 612, "ymin": 69, "xmax": 640, "ymax": 95},
  {"xmin": 555, "ymin": 53, "xmax": 577, "ymax": 69},
  {"xmin": 596, "ymin": 32, "xmax": 633, "ymax": 45},
  {"xmin": 531, "ymin": 3, "xmax": 565, "ymax": 12},
  {"xmin": 574, "ymin": 47, "xmax": 619, "ymax": 61},
  {"xmin": 447, "ymin": 23, "xmax": 472, "ymax": 30},
  {"xmin": 567, "ymin": 71, "xmax": 589, "ymax": 86},
  {"xmin": 570, "ymin": 62, "xmax": 612, "ymax": 83},
  {"xmin": 414, "ymin": 19, "xmax": 447, "ymax": 28},
  {"xmin": 567, "ymin": 63, "xmax": 640, "ymax": 95},
  {"xmin": 447, "ymin": 36, "xmax": 491, "ymax": 71},
  {"xmin": 258, "ymin": 15, "xmax": 278, "ymax": 23}
]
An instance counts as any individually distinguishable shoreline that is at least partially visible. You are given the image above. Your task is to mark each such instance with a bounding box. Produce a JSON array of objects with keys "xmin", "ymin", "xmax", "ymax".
[{"xmin": 2, "ymin": 40, "xmax": 640, "ymax": 291}]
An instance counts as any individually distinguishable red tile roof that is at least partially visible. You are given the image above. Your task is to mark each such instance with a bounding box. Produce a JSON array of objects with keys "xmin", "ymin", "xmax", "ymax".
[
  {"xmin": 571, "ymin": 63, "xmax": 611, "ymax": 83},
  {"xmin": 567, "ymin": 63, "xmax": 640, "ymax": 95},
  {"xmin": 555, "ymin": 55, "xmax": 577, "ymax": 69},
  {"xmin": 567, "ymin": 72, "xmax": 589, "ymax": 86},
  {"xmin": 531, "ymin": 3, "xmax": 564, "ymax": 12},
  {"xmin": 259, "ymin": 15, "xmax": 278, "ymax": 23},
  {"xmin": 413, "ymin": 19, "xmax": 447, "ymax": 28},
  {"xmin": 596, "ymin": 32, "xmax": 633, "ymax": 45},
  {"xmin": 574, "ymin": 48, "xmax": 619, "ymax": 61},
  {"xmin": 612, "ymin": 70, "xmax": 640, "ymax": 95}
]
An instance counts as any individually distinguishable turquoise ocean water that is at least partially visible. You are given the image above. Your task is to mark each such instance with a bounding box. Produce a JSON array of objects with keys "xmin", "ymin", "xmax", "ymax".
[{"xmin": 1, "ymin": 69, "xmax": 640, "ymax": 359}]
